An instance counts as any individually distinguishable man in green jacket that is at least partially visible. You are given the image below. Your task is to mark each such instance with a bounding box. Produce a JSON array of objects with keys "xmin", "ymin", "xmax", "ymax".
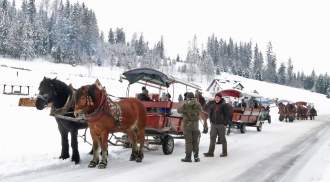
[{"xmin": 178, "ymin": 92, "xmax": 202, "ymax": 162}]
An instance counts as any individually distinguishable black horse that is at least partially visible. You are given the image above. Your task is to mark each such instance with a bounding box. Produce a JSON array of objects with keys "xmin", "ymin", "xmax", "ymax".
[{"xmin": 36, "ymin": 77, "xmax": 88, "ymax": 164}]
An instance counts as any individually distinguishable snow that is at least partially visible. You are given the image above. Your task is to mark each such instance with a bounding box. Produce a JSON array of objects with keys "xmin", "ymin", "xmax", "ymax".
[{"xmin": 1, "ymin": 58, "xmax": 330, "ymax": 182}]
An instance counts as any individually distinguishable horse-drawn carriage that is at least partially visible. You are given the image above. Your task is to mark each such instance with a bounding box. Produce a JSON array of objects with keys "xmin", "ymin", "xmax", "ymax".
[
  {"xmin": 277, "ymin": 100, "xmax": 296, "ymax": 122},
  {"xmin": 36, "ymin": 69, "xmax": 205, "ymax": 168},
  {"xmin": 119, "ymin": 68, "xmax": 202, "ymax": 154},
  {"xmin": 219, "ymin": 89, "xmax": 270, "ymax": 133}
]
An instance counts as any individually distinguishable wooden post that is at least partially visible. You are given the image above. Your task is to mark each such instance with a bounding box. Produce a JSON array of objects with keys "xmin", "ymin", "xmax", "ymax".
[
  {"xmin": 11, "ymin": 85, "xmax": 14, "ymax": 94},
  {"xmin": 3, "ymin": 84, "xmax": 5, "ymax": 94},
  {"xmin": 19, "ymin": 86, "xmax": 22, "ymax": 93},
  {"xmin": 27, "ymin": 86, "xmax": 30, "ymax": 95}
]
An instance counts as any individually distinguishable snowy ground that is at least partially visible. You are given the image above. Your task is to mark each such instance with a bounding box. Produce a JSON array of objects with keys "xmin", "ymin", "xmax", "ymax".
[{"xmin": 1, "ymin": 58, "xmax": 330, "ymax": 182}]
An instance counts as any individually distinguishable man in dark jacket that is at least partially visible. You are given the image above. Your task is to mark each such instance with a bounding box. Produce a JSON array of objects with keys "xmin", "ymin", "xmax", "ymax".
[
  {"xmin": 178, "ymin": 92, "xmax": 202, "ymax": 162},
  {"xmin": 204, "ymin": 93, "xmax": 229, "ymax": 157},
  {"xmin": 138, "ymin": 86, "xmax": 151, "ymax": 101}
]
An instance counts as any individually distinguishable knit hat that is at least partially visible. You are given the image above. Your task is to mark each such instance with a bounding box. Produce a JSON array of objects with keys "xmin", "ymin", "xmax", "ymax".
[{"xmin": 186, "ymin": 92, "xmax": 195, "ymax": 99}]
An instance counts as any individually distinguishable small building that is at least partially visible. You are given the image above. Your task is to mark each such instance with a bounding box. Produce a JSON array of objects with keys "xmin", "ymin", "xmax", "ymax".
[{"xmin": 206, "ymin": 79, "xmax": 244, "ymax": 96}]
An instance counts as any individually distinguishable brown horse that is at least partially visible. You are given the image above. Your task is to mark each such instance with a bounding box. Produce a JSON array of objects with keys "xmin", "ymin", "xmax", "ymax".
[
  {"xmin": 74, "ymin": 80, "xmax": 146, "ymax": 169},
  {"xmin": 285, "ymin": 103, "xmax": 296, "ymax": 122},
  {"xmin": 296, "ymin": 104, "xmax": 308, "ymax": 120},
  {"xmin": 277, "ymin": 102, "xmax": 287, "ymax": 121}
]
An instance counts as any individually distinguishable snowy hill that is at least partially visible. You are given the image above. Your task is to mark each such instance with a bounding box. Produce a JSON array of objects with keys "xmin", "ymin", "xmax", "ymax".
[{"xmin": 1, "ymin": 58, "xmax": 330, "ymax": 182}]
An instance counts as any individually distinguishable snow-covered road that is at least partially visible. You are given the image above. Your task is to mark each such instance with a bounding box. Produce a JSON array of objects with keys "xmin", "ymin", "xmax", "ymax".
[
  {"xmin": 2, "ymin": 105, "xmax": 329, "ymax": 182},
  {"xmin": 232, "ymin": 115, "xmax": 330, "ymax": 182}
]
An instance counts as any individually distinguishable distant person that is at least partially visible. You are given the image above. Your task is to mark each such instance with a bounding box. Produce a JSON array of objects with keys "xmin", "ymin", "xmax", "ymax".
[
  {"xmin": 178, "ymin": 94, "xmax": 183, "ymax": 102},
  {"xmin": 166, "ymin": 93, "xmax": 171, "ymax": 101},
  {"xmin": 138, "ymin": 86, "xmax": 150, "ymax": 101},
  {"xmin": 184, "ymin": 92, "xmax": 188, "ymax": 101},
  {"xmin": 195, "ymin": 90, "xmax": 206, "ymax": 109},
  {"xmin": 241, "ymin": 99, "xmax": 247, "ymax": 108},
  {"xmin": 160, "ymin": 92, "xmax": 167, "ymax": 101},
  {"xmin": 309, "ymin": 106, "xmax": 317, "ymax": 120}
]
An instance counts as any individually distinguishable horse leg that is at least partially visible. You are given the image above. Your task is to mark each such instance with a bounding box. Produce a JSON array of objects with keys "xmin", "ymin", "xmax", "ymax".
[
  {"xmin": 98, "ymin": 132, "xmax": 109, "ymax": 169},
  {"xmin": 70, "ymin": 129, "xmax": 80, "ymax": 164},
  {"xmin": 88, "ymin": 131, "xmax": 100, "ymax": 168},
  {"xmin": 126, "ymin": 131, "xmax": 137, "ymax": 161},
  {"xmin": 135, "ymin": 129, "xmax": 145, "ymax": 162},
  {"xmin": 58, "ymin": 122, "xmax": 70, "ymax": 159}
]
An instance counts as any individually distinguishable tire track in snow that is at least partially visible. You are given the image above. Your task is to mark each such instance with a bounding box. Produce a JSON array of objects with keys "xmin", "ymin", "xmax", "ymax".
[{"xmin": 231, "ymin": 119, "xmax": 330, "ymax": 182}]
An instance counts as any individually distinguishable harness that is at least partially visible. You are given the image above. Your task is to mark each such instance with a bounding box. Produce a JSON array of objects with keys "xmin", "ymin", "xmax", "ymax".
[{"xmin": 83, "ymin": 90, "xmax": 122, "ymax": 128}]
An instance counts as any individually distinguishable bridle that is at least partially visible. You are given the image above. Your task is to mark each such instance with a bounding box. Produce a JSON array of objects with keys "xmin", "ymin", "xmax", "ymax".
[{"xmin": 76, "ymin": 88, "xmax": 108, "ymax": 121}]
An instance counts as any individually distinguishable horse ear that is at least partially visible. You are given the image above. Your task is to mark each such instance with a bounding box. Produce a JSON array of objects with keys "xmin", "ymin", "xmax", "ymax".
[
  {"xmin": 95, "ymin": 79, "xmax": 102, "ymax": 90},
  {"xmin": 69, "ymin": 83, "xmax": 74, "ymax": 90}
]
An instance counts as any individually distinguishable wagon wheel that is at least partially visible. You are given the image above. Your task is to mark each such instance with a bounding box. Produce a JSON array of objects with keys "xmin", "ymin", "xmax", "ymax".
[
  {"xmin": 162, "ymin": 135, "xmax": 174, "ymax": 155},
  {"xmin": 240, "ymin": 124, "xmax": 246, "ymax": 134},
  {"xmin": 257, "ymin": 122, "xmax": 262, "ymax": 132}
]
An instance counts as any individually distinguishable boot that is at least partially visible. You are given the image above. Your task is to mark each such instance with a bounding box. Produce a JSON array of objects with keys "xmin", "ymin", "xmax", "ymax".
[
  {"xmin": 194, "ymin": 153, "xmax": 200, "ymax": 162},
  {"xmin": 226, "ymin": 128, "xmax": 231, "ymax": 136},
  {"xmin": 203, "ymin": 152, "xmax": 214, "ymax": 157},
  {"xmin": 181, "ymin": 153, "xmax": 192, "ymax": 162},
  {"xmin": 221, "ymin": 142, "xmax": 227, "ymax": 157},
  {"xmin": 220, "ymin": 153, "xmax": 227, "ymax": 157}
]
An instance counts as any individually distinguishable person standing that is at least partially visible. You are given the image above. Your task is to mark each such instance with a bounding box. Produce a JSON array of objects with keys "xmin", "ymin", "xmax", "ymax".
[
  {"xmin": 178, "ymin": 92, "xmax": 202, "ymax": 162},
  {"xmin": 178, "ymin": 94, "xmax": 183, "ymax": 102},
  {"xmin": 204, "ymin": 93, "xmax": 229, "ymax": 157}
]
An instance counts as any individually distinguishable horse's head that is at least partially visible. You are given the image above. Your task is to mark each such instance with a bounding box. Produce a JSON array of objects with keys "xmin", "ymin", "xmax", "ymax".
[
  {"xmin": 74, "ymin": 79, "xmax": 104, "ymax": 117},
  {"xmin": 36, "ymin": 77, "xmax": 58, "ymax": 110}
]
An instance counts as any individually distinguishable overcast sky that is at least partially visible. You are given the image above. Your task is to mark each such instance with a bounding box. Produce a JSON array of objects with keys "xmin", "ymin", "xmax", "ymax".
[{"xmin": 77, "ymin": 0, "xmax": 329, "ymax": 74}]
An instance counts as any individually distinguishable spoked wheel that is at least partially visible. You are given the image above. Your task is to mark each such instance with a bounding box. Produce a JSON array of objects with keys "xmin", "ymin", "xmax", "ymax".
[
  {"xmin": 162, "ymin": 135, "xmax": 174, "ymax": 155},
  {"xmin": 257, "ymin": 122, "xmax": 262, "ymax": 132},
  {"xmin": 240, "ymin": 124, "xmax": 246, "ymax": 134}
]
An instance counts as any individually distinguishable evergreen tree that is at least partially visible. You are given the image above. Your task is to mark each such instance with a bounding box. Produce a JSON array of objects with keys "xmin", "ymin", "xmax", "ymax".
[
  {"xmin": 264, "ymin": 42, "xmax": 277, "ymax": 83},
  {"xmin": 108, "ymin": 28, "xmax": 114, "ymax": 44},
  {"xmin": 176, "ymin": 54, "xmax": 180, "ymax": 62},
  {"xmin": 115, "ymin": 28, "xmax": 125, "ymax": 44},
  {"xmin": 287, "ymin": 58, "xmax": 294, "ymax": 85},
  {"xmin": 0, "ymin": 0, "xmax": 10, "ymax": 55},
  {"xmin": 136, "ymin": 33, "xmax": 145, "ymax": 56},
  {"xmin": 253, "ymin": 44, "xmax": 263, "ymax": 80},
  {"xmin": 278, "ymin": 63, "xmax": 286, "ymax": 85}
]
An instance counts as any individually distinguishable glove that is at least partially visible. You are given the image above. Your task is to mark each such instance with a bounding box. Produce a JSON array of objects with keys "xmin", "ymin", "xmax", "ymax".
[{"xmin": 202, "ymin": 126, "xmax": 208, "ymax": 134}]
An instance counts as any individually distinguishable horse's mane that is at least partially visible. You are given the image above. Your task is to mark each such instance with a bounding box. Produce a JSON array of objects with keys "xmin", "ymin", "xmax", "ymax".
[{"xmin": 76, "ymin": 84, "xmax": 98, "ymax": 104}]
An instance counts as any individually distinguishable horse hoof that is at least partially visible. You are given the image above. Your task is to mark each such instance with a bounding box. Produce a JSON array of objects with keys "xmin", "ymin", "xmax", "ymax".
[
  {"xmin": 72, "ymin": 159, "xmax": 80, "ymax": 164},
  {"xmin": 71, "ymin": 156, "xmax": 80, "ymax": 164},
  {"xmin": 135, "ymin": 158, "xmax": 142, "ymax": 163},
  {"xmin": 98, "ymin": 161, "xmax": 107, "ymax": 169},
  {"xmin": 129, "ymin": 155, "xmax": 136, "ymax": 161},
  {"xmin": 59, "ymin": 155, "xmax": 70, "ymax": 160},
  {"xmin": 88, "ymin": 160, "xmax": 99, "ymax": 168}
]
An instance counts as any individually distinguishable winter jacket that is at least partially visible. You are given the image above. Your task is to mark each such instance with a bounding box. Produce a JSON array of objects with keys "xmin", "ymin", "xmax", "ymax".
[
  {"xmin": 208, "ymin": 99, "xmax": 229, "ymax": 125},
  {"xmin": 178, "ymin": 99, "xmax": 202, "ymax": 130}
]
